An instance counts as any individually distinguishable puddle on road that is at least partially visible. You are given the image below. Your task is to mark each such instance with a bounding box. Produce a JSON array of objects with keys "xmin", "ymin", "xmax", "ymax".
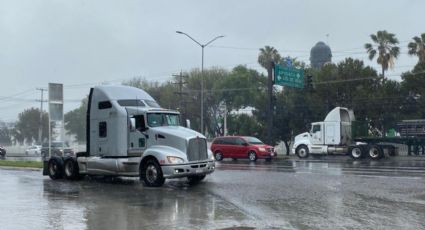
[{"xmin": 39, "ymin": 177, "xmax": 255, "ymax": 230}]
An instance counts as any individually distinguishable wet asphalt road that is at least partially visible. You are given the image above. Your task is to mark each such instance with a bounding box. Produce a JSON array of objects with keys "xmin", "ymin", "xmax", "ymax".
[{"xmin": 1, "ymin": 157, "xmax": 425, "ymax": 230}]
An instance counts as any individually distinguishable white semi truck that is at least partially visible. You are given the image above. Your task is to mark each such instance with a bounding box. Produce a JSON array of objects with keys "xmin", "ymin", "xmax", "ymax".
[
  {"xmin": 43, "ymin": 85, "xmax": 215, "ymax": 186},
  {"xmin": 292, "ymin": 107, "xmax": 401, "ymax": 160}
]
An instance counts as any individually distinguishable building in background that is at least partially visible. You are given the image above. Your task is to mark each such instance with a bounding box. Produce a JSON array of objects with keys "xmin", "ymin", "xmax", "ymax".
[{"xmin": 310, "ymin": 41, "xmax": 332, "ymax": 68}]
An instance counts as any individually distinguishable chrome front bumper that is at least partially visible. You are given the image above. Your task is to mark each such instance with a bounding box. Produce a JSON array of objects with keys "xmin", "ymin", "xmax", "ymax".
[{"xmin": 161, "ymin": 160, "xmax": 215, "ymax": 179}]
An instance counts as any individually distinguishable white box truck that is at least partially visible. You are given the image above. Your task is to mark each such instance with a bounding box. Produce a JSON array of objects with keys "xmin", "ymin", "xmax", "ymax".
[{"xmin": 43, "ymin": 85, "xmax": 215, "ymax": 186}]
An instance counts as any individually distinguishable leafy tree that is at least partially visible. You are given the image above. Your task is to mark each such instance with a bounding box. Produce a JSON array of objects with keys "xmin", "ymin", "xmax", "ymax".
[
  {"xmin": 64, "ymin": 98, "xmax": 88, "ymax": 143},
  {"xmin": 408, "ymin": 33, "xmax": 425, "ymax": 64},
  {"xmin": 227, "ymin": 114, "xmax": 261, "ymax": 136},
  {"xmin": 364, "ymin": 30, "xmax": 400, "ymax": 77},
  {"xmin": 400, "ymin": 62, "xmax": 425, "ymax": 119},
  {"xmin": 14, "ymin": 108, "xmax": 48, "ymax": 145},
  {"xmin": 0, "ymin": 127, "xmax": 12, "ymax": 145}
]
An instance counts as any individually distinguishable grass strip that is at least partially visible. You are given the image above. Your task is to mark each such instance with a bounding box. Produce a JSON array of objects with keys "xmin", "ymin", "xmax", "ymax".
[{"xmin": 0, "ymin": 160, "xmax": 43, "ymax": 169}]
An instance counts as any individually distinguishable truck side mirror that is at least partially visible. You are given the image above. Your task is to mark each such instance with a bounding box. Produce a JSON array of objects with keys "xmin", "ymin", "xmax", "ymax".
[
  {"xmin": 186, "ymin": 119, "xmax": 191, "ymax": 129},
  {"xmin": 130, "ymin": 118, "xmax": 136, "ymax": 132}
]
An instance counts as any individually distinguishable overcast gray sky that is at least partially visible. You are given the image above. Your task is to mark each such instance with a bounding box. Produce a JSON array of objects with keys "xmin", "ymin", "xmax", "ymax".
[{"xmin": 0, "ymin": 0, "xmax": 424, "ymax": 122}]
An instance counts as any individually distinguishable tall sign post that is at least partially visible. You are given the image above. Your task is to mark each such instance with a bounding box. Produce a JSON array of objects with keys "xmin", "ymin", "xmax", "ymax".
[{"xmin": 48, "ymin": 83, "xmax": 64, "ymax": 158}]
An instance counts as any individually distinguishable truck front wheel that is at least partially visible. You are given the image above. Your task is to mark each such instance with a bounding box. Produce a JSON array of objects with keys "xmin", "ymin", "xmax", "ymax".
[
  {"xmin": 140, "ymin": 159, "xmax": 165, "ymax": 187},
  {"xmin": 296, "ymin": 145, "xmax": 309, "ymax": 158}
]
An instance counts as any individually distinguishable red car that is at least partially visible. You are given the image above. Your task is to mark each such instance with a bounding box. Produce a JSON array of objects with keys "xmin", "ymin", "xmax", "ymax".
[{"xmin": 210, "ymin": 136, "xmax": 275, "ymax": 161}]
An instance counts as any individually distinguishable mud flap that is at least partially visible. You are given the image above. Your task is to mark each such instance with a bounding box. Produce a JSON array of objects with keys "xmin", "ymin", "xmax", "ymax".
[{"xmin": 42, "ymin": 161, "xmax": 49, "ymax": 175}]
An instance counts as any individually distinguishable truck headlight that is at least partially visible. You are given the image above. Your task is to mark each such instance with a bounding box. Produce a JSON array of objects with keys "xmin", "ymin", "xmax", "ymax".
[
  {"xmin": 167, "ymin": 156, "xmax": 184, "ymax": 164},
  {"xmin": 258, "ymin": 147, "xmax": 266, "ymax": 152}
]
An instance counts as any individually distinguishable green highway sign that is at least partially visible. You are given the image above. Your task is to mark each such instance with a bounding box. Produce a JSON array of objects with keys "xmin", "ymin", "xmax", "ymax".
[{"xmin": 274, "ymin": 65, "xmax": 304, "ymax": 88}]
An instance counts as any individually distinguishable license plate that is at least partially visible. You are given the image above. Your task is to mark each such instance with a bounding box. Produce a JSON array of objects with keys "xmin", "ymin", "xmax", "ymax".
[{"xmin": 196, "ymin": 169, "xmax": 203, "ymax": 173}]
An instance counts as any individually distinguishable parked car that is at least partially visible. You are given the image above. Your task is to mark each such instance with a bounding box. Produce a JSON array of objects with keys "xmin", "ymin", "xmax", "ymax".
[
  {"xmin": 210, "ymin": 136, "xmax": 275, "ymax": 161},
  {"xmin": 25, "ymin": 145, "xmax": 42, "ymax": 155},
  {"xmin": 0, "ymin": 145, "xmax": 6, "ymax": 157},
  {"xmin": 41, "ymin": 141, "xmax": 74, "ymax": 160}
]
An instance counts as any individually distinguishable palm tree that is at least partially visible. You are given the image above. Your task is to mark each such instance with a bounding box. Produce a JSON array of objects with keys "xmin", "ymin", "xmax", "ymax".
[
  {"xmin": 364, "ymin": 30, "xmax": 400, "ymax": 77},
  {"xmin": 408, "ymin": 33, "xmax": 425, "ymax": 64},
  {"xmin": 257, "ymin": 46, "xmax": 281, "ymax": 145}
]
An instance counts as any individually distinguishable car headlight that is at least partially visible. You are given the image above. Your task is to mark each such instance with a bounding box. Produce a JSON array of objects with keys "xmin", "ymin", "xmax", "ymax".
[
  {"xmin": 258, "ymin": 147, "xmax": 266, "ymax": 152},
  {"xmin": 167, "ymin": 156, "xmax": 184, "ymax": 164}
]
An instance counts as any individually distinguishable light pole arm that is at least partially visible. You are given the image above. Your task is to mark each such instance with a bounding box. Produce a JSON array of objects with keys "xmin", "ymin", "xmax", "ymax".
[
  {"xmin": 176, "ymin": 31, "xmax": 202, "ymax": 47},
  {"xmin": 204, "ymin": 35, "xmax": 225, "ymax": 47}
]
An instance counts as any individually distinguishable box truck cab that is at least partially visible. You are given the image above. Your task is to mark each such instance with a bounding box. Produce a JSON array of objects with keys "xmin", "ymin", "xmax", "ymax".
[{"xmin": 44, "ymin": 85, "xmax": 215, "ymax": 186}]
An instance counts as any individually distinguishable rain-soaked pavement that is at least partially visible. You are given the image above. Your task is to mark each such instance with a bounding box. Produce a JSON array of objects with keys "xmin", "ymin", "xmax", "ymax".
[{"xmin": 1, "ymin": 156, "xmax": 425, "ymax": 230}]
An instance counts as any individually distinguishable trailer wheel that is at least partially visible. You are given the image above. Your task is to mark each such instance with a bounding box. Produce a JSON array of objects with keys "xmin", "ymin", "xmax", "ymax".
[
  {"xmin": 64, "ymin": 158, "xmax": 81, "ymax": 180},
  {"xmin": 140, "ymin": 159, "xmax": 165, "ymax": 187},
  {"xmin": 296, "ymin": 145, "xmax": 309, "ymax": 158},
  {"xmin": 368, "ymin": 145, "xmax": 383, "ymax": 160},
  {"xmin": 349, "ymin": 146, "xmax": 364, "ymax": 159},
  {"xmin": 48, "ymin": 157, "xmax": 64, "ymax": 180}
]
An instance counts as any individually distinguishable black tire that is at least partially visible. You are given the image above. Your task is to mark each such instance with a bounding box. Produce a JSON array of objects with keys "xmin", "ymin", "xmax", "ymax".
[
  {"xmin": 64, "ymin": 158, "xmax": 81, "ymax": 180},
  {"xmin": 349, "ymin": 146, "xmax": 364, "ymax": 159},
  {"xmin": 140, "ymin": 159, "xmax": 165, "ymax": 187},
  {"xmin": 295, "ymin": 145, "xmax": 309, "ymax": 159},
  {"xmin": 248, "ymin": 151, "xmax": 257, "ymax": 161},
  {"xmin": 187, "ymin": 175, "xmax": 206, "ymax": 184},
  {"xmin": 368, "ymin": 145, "xmax": 383, "ymax": 160},
  {"xmin": 48, "ymin": 157, "xmax": 64, "ymax": 180},
  {"xmin": 214, "ymin": 151, "xmax": 223, "ymax": 161}
]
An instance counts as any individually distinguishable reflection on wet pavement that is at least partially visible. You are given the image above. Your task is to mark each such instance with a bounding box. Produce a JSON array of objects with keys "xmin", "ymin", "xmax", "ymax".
[{"xmin": 1, "ymin": 156, "xmax": 425, "ymax": 229}]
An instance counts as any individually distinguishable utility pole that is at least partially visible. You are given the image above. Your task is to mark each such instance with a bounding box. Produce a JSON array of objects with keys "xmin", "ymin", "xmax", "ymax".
[
  {"xmin": 36, "ymin": 88, "xmax": 47, "ymax": 144},
  {"xmin": 266, "ymin": 62, "xmax": 274, "ymax": 145},
  {"xmin": 172, "ymin": 71, "xmax": 188, "ymax": 125}
]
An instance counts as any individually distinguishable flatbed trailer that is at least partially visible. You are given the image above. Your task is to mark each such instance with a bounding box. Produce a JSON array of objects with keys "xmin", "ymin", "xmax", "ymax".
[{"xmin": 354, "ymin": 136, "xmax": 425, "ymax": 156}]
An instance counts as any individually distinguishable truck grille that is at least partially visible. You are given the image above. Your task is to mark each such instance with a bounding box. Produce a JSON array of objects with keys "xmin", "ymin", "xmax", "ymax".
[{"xmin": 187, "ymin": 138, "xmax": 208, "ymax": 161}]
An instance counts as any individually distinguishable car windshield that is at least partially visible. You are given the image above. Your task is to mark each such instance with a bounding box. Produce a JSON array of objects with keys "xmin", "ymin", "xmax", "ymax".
[
  {"xmin": 147, "ymin": 113, "xmax": 180, "ymax": 127},
  {"xmin": 244, "ymin": 137, "xmax": 263, "ymax": 145}
]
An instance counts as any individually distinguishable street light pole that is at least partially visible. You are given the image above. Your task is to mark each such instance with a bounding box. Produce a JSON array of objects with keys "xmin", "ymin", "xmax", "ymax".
[{"xmin": 176, "ymin": 31, "xmax": 224, "ymax": 135}]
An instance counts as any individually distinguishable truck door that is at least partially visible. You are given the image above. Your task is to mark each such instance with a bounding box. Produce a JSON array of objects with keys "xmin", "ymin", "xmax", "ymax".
[
  {"xmin": 311, "ymin": 123, "xmax": 324, "ymax": 145},
  {"xmin": 128, "ymin": 115, "xmax": 147, "ymax": 157}
]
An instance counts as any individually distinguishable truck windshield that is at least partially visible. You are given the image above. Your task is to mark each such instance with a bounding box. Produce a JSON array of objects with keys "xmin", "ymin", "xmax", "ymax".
[{"xmin": 147, "ymin": 113, "xmax": 180, "ymax": 127}]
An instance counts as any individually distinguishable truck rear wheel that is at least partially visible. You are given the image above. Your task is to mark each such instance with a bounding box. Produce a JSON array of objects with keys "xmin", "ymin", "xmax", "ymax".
[
  {"xmin": 296, "ymin": 145, "xmax": 309, "ymax": 158},
  {"xmin": 140, "ymin": 159, "xmax": 165, "ymax": 187},
  {"xmin": 48, "ymin": 157, "xmax": 64, "ymax": 180},
  {"xmin": 64, "ymin": 158, "xmax": 81, "ymax": 180},
  {"xmin": 349, "ymin": 146, "xmax": 364, "ymax": 159},
  {"xmin": 368, "ymin": 145, "xmax": 383, "ymax": 160}
]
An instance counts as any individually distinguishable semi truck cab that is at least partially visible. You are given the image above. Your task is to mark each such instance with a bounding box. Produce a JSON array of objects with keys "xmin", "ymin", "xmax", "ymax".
[{"xmin": 44, "ymin": 85, "xmax": 215, "ymax": 186}]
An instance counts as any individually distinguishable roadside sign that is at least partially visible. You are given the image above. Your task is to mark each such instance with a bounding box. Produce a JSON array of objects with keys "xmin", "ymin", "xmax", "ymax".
[{"xmin": 274, "ymin": 64, "xmax": 304, "ymax": 88}]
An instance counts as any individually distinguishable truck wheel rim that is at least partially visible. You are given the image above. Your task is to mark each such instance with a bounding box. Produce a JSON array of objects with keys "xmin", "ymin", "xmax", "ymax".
[
  {"xmin": 352, "ymin": 148, "xmax": 361, "ymax": 158},
  {"xmin": 146, "ymin": 165, "xmax": 158, "ymax": 183},
  {"xmin": 65, "ymin": 162, "xmax": 73, "ymax": 177},
  {"xmin": 49, "ymin": 163, "xmax": 57, "ymax": 176},
  {"xmin": 299, "ymin": 148, "xmax": 307, "ymax": 157},
  {"xmin": 369, "ymin": 148, "xmax": 379, "ymax": 158}
]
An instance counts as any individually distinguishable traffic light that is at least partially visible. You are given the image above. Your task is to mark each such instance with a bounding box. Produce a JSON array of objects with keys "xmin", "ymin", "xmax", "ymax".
[{"xmin": 305, "ymin": 75, "xmax": 313, "ymax": 90}]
